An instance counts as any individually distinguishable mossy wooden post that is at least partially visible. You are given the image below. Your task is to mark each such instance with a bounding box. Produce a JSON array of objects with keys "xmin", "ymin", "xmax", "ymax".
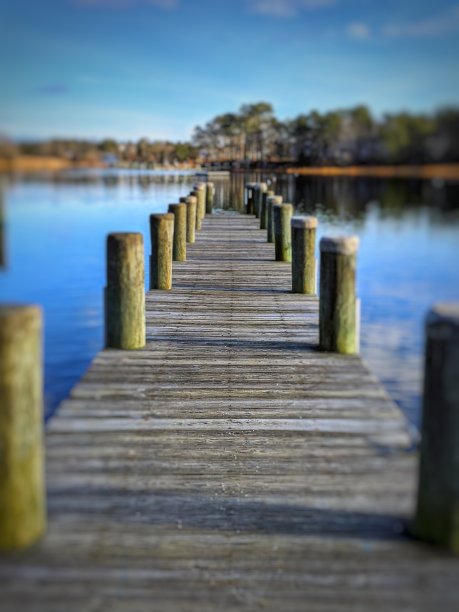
[
  {"xmin": 319, "ymin": 236, "xmax": 359, "ymax": 354},
  {"xmin": 149, "ymin": 213, "xmax": 174, "ymax": 290},
  {"xmin": 206, "ymin": 182, "xmax": 215, "ymax": 215},
  {"xmin": 273, "ymin": 203, "xmax": 293, "ymax": 262},
  {"xmin": 291, "ymin": 216, "xmax": 318, "ymax": 294},
  {"xmin": 194, "ymin": 183, "xmax": 206, "ymax": 223},
  {"xmin": 105, "ymin": 233, "xmax": 145, "ymax": 349},
  {"xmin": 181, "ymin": 196, "xmax": 196, "ymax": 244},
  {"xmin": 414, "ymin": 303, "xmax": 459, "ymax": 552},
  {"xmin": 168, "ymin": 202, "xmax": 187, "ymax": 262},
  {"xmin": 0, "ymin": 305, "xmax": 46, "ymax": 550},
  {"xmin": 260, "ymin": 189, "xmax": 274, "ymax": 230},
  {"xmin": 198, "ymin": 183, "xmax": 206, "ymax": 220},
  {"xmin": 190, "ymin": 190, "xmax": 203, "ymax": 231},
  {"xmin": 267, "ymin": 195, "xmax": 282, "ymax": 243},
  {"xmin": 253, "ymin": 183, "xmax": 268, "ymax": 219}
]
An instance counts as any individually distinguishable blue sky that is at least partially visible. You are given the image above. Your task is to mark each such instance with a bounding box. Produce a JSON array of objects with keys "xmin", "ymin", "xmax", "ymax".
[{"xmin": 1, "ymin": 0, "xmax": 459, "ymax": 141}]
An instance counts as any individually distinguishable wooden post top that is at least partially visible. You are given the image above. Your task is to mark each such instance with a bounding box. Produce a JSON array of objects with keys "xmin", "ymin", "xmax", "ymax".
[
  {"xmin": 168, "ymin": 202, "xmax": 186, "ymax": 212},
  {"xmin": 0, "ymin": 304, "xmax": 41, "ymax": 319},
  {"xmin": 0, "ymin": 305, "xmax": 41, "ymax": 338},
  {"xmin": 291, "ymin": 216, "xmax": 318, "ymax": 229},
  {"xmin": 267, "ymin": 195, "xmax": 283, "ymax": 204},
  {"xmin": 426, "ymin": 303, "xmax": 459, "ymax": 336},
  {"xmin": 107, "ymin": 232, "xmax": 143, "ymax": 245},
  {"xmin": 320, "ymin": 236, "xmax": 359, "ymax": 255},
  {"xmin": 150, "ymin": 213, "xmax": 175, "ymax": 222}
]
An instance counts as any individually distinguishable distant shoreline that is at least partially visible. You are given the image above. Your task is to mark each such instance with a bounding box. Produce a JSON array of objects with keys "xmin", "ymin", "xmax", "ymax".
[
  {"xmin": 0, "ymin": 156, "xmax": 195, "ymax": 174},
  {"xmin": 0, "ymin": 156, "xmax": 104, "ymax": 173},
  {"xmin": 1, "ymin": 156, "xmax": 459, "ymax": 181},
  {"xmin": 284, "ymin": 163, "xmax": 459, "ymax": 181}
]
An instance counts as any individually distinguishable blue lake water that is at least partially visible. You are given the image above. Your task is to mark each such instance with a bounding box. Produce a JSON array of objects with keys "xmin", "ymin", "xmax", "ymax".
[{"xmin": 0, "ymin": 169, "xmax": 458, "ymax": 426}]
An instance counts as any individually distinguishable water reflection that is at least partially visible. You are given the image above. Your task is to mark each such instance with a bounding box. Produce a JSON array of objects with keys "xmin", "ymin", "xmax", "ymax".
[{"xmin": 0, "ymin": 169, "xmax": 458, "ymax": 425}]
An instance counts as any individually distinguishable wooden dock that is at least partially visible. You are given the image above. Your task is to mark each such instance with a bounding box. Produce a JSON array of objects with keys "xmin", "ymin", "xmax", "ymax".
[{"xmin": 2, "ymin": 212, "xmax": 459, "ymax": 610}]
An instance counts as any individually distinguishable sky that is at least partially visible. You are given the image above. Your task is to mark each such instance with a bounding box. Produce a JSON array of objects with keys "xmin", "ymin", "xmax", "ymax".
[{"xmin": 1, "ymin": 0, "xmax": 459, "ymax": 141}]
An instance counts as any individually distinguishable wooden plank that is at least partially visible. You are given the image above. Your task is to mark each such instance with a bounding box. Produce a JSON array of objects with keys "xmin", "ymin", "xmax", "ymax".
[{"xmin": 1, "ymin": 212, "xmax": 458, "ymax": 611}]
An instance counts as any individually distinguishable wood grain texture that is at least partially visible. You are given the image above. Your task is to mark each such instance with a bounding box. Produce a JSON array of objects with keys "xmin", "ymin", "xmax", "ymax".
[
  {"xmin": 190, "ymin": 190, "xmax": 203, "ymax": 231},
  {"xmin": 181, "ymin": 196, "xmax": 196, "ymax": 244},
  {"xmin": 1, "ymin": 213, "xmax": 458, "ymax": 610},
  {"xmin": 414, "ymin": 304, "xmax": 459, "ymax": 551},
  {"xmin": 292, "ymin": 217, "xmax": 317, "ymax": 295},
  {"xmin": 194, "ymin": 183, "xmax": 206, "ymax": 224},
  {"xmin": 168, "ymin": 203, "xmax": 187, "ymax": 262},
  {"xmin": 274, "ymin": 203, "xmax": 293, "ymax": 262},
  {"xmin": 319, "ymin": 237, "xmax": 358, "ymax": 355},
  {"xmin": 267, "ymin": 195, "xmax": 283, "ymax": 244},
  {"xmin": 0, "ymin": 305, "xmax": 46, "ymax": 550},
  {"xmin": 105, "ymin": 233, "xmax": 145, "ymax": 349},
  {"xmin": 149, "ymin": 213, "xmax": 174, "ymax": 290}
]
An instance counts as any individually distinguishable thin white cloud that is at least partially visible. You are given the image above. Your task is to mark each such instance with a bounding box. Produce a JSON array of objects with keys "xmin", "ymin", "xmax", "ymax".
[
  {"xmin": 347, "ymin": 22, "xmax": 371, "ymax": 40},
  {"xmin": 248, "ymin": 0, "xmax": 335, "ymax": 18},
  {"xmin": 383, "ymin": 6, "xmax": 459, "ymax": 39},
  {"xmin": 74, "ymin": 0, "xmax": 177, "ymax": 9}
]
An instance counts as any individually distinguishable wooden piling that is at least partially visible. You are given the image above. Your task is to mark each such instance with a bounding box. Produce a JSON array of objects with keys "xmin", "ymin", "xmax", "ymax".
[
  {"xmin": 194, "ymin": 183, "xmax": 206, "ymax": 223},
  {"xmin": 273, "ymin": 203, "xmax": 293, "ymax": 262},
  {"xmin": 206, "ymin": 182, "xmax": 215, "ymax": 215},
  {"xmin": 105, "ymin": 233, "xmax": 145, "ymax": 349},
  {"xmin": 267, "ymin": 195, "xmax": 283, "ymax": 243},
  {"xmin": 168, "ymin": 203, "xmax": 187, "ymax": 262},
  {"xmin": 414, "ymin": 303, "xmax": 459, "ymax": 552},
  {"xmin": 291, "ymin": 216, "xmax": 318, "ymax": 294},
  {"xmin": 0, "ymin": 305, "xmax": 46, "ymax": 550},
  {"xmin": 260, "ymin": 189, "xmax": 274, "ymax": 230},
  {"xmin": 254, "ymin": 183, "xmax": 268, "ymax": 219},
  {"xmin": 190, "ymin": 190, "xmax": 202, "ymax": 231},
  {"xmin": 149, "ymin": 213, "xmax": 174, "ymax": 290},
  {"xmin": 319, "ymin": 236, "xmax": 359, "ymax": 354},
  {"xmin": 181, "ymin": 196, "xmax": 197, "ymax": 244}
]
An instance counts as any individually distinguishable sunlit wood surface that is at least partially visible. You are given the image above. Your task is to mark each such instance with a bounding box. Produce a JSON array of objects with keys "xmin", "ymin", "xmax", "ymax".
[{"xmin": 2, "ymin": 212, "xmax": 458, "ymax": 611}]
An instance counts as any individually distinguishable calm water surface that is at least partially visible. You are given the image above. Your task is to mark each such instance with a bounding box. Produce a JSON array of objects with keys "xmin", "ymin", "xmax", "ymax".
[{"xmin": 0, "ymin": 169, "xmax": 458, "ymax": 426}]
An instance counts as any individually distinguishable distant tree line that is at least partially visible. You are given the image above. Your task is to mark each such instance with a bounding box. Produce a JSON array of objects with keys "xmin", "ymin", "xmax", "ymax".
[
  {"xmin": 1, "ymin": 103, "xmax": 458, "ymax": 167},
  {"xmin": 192, "ymin": 103, "xmax": 459, "ymax": 166},
  {"xmin": 0, "ymin": 137, "xmax": 199, "ymax": 166}
]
